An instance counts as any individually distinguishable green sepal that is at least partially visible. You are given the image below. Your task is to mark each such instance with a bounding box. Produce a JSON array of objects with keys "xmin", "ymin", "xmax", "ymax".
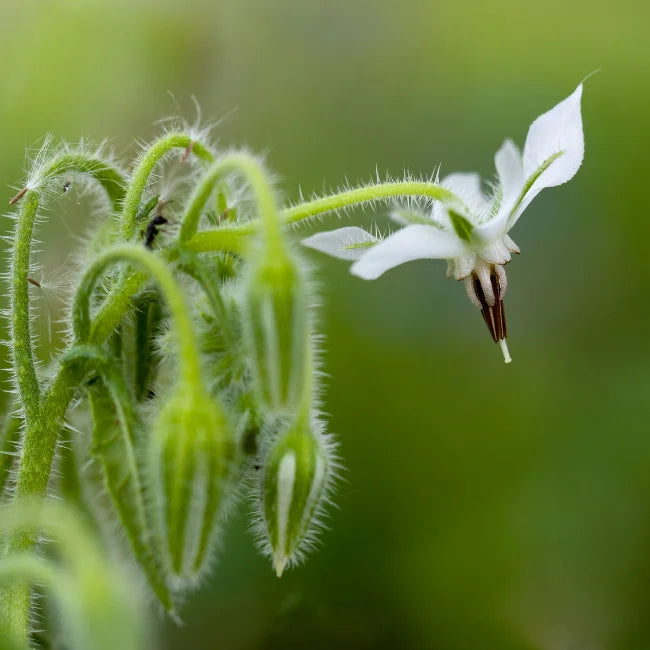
[
  {"xmin": 149, "ymin": 386, "xmax": 234, "ymax": 584},
  {"xmin": 245, "ymin": 255, "xmax": 309, "ymax": 413},
  {"xmin": 262, "ymin": 420, "xmax": 329, "ymax": 576}
]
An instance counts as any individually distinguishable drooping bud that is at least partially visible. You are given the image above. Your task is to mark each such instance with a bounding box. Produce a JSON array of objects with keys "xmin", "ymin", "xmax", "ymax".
[
  {"xmin": 148, "ymin": 385, "xmax": 234, "ymax": 585},
  {"xmin": 244, "ymin": 252, "xmax": 309, "ymax": 412},
  {"xmin": 259, "ymin": 420, "xmax": 333, "ymax": 576}
]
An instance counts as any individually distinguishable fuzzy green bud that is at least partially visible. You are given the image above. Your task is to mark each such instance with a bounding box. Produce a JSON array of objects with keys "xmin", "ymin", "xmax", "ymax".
[
  {"xmin": 261, "ymin": 421, "xmax": 331, "ymax": 576},
  {"xmin": 244, "ymin": 253, "xmax": 309, "ymax": 413},
  {"xmin": 149, "ymin": 386, "xmax": 233, "ymax": 585}
]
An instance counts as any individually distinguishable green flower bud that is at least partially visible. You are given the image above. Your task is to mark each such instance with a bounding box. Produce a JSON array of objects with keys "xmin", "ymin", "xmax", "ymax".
[
  {"xmin": 149, "ymin": 386, "xmax": 234, "ymax": 585},
  {"xmin": 259, "ymin": 420, "xmax": 334, "ymax": 576},
  {"xmin": 244, "ymin": 253, "xmax": 309, "ymax": 413}
]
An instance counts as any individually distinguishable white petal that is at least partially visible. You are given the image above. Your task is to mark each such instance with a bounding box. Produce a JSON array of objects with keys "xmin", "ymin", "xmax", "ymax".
[
  {"xmin": 301, "ymin": 226, "xmax": 378, "ymax": 261},
  {"xmin": 512, "ymin": 83, "xmax": 584, "ymax": 224},
  {"xmin": 433, "ymin": 172, "xmax": 488, "ymax": 226},
  {"xmin": 471, "ymin": 212, "xmax": 509, "ymax": 247},
  {"xmin": 350, "ymin": 224, "xmax": 468, "ymax": 280},
  {"xmin": 494, "ymin": 139, "xmax": 524, "ymax": 215}
]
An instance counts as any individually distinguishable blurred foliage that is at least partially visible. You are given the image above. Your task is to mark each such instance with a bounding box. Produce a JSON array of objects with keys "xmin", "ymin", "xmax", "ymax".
[{"xmin": 1, "ymin": 0, "xmax": 650, "ymax": 648}]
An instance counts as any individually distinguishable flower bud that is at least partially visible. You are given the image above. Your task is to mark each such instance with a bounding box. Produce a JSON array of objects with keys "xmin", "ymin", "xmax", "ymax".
[
  {"xmin": 149, "ymin": 386, "xmax": 234, "ymax": 585},
  {"xmin": 244, "ymin": 254, "xmax": 309, "ymax": 412},
  {"xmin": 260, "ymin": 420, "xmax": 332, "ymax": 576}
]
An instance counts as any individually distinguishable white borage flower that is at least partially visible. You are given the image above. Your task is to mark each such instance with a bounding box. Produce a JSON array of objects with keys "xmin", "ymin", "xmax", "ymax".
[{"xmin": 302, "ymin": 84, "xmax": 585, "ymax": 363}]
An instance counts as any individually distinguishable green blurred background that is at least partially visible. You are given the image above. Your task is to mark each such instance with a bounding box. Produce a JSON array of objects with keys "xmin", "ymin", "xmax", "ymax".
[{"xmin": 2, "ymin": 0, "xmax": 650, "ymax": 648}]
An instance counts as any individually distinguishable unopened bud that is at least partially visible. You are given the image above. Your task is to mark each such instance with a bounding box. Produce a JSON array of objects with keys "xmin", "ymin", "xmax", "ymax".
[
  {"xmin": 149, "ymin": 386, "xmax": 234, "ymax": 585},
  {"xmin": 260, "ymin": 420, "xmax": 332, "ymax": 576},
  {"xmin": 244, "ymin": 254, "xmax": 309, "ymax": 412}
]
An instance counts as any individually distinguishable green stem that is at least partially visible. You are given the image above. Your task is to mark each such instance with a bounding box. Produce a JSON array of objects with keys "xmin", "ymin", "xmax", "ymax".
[
  {"xmin": 121, "ymin": 133, "xmax": 214, "ymax": 240},
  {"xmin": 1, "ymin": 364, "xmax": 78, "ymax": 646},
  {"xmin": 1, "ymin": 147, "xmax": 129, "ymax": 641},
  {"xmin": 0, "ymin": 412, "xmax": 22, "ymax": 499},
  {"xmin": 180, "ymin": 180, "xmax": 461, "ymax": 255},
  {"xmin": 184, "ymin": 226, "xmax": 253, "ymax": 254},
  {"xmin": 179, "ymin": 151, "xmax": 283, "ymax": 254},
  {"xmin": 11, "ymin": 193, "xmax": 41, "ymax": 424},
  {"xmin": 9, "ymin": 155, "xmax": 126, "ymax": 428},
  {"xmin": 73, "ymin": 245, "xmax": 203, "ymax": 387},
  {"xmin": 0, "ymin": 555, "xmax": 57, "ymax": 650},
  {"xmin": 34, "ymin": 152, "xmax": 126, "ymax": 209},
  {"xmin": 281, "ymin": 181, "xmax": 460, "ymax": 223}
]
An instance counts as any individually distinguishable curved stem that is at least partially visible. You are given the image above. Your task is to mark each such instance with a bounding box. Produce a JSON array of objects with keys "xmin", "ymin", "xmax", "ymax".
[
  {"xmin": 9, "ymin": 155, "xmax": 126, "ymax": 427},
  {"xmin": 179, "ymin": 151, "xmax": 283, "ymax": 253},
  {"xmin": 61, "ymin": 345, "xmax": 139, "ymax": 436},
  {"xmin": 73, "ymin": 245, "xmax": 202, "ymax": 387},
  {"xmin": 281, "ymin": 181, "xmax": 460, "ymax": 224},
  {"xmin": 11, "ymin": 193, "xmax": 41, "ymax": 423},
  {"xmin": 180, "ymin": 180, "xmax": 461, "ymax": 256},
  {"xmin": 32, "ymin": 152, "xmax": 126, "ymax": 210},
  {"xmin": 121, "ymin": 133, "xmax": 214, "ymax": 240}
]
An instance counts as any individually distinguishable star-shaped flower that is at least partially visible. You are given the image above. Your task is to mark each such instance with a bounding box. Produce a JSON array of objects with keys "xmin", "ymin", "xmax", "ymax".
[{"xmin": 302, "ymin": 84, "xmax": 585, "ymax": 363}]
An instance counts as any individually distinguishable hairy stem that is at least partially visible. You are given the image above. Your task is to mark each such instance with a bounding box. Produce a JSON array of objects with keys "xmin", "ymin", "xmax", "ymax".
[
  {"xmin": 3, "ymin": 153, "xmax": 125, "ymax": 644},
  {"xmin": 10, "ymin": 193, "xmax": 41, "ymax": 424},
  {"xmin": 180, "ymin": 180, "xmax": 461, "ymax": 255},
  {"xmin": 120, "ymin": 133, "xmax": 214, "ymax": 240},
  {"xmin": 73, "ymin": 245, "xmax": 203, "ymax": 387},
  {"xmin": 179, "ymin": 152, "xmax": 281, "ymax": 254},
  {"xmin": 9, "ymin": 153, "xmax": 126, "ymax": 426},
  {"xmin": 281, "ymin": 181, "xmax": 459, "ymax": 223},
  {"xmin": 0, "ymin": 413, "xmax": 22, "ymax": 498},
  {"xmin": 1, "ymin": 364, "xmax": 78, "ymax": 646}
]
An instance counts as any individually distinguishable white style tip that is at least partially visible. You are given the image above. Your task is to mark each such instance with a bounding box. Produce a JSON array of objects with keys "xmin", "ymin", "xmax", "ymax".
[{"xmin": 499, "ymin": 339, "xmax": 512, "ymax": 364}]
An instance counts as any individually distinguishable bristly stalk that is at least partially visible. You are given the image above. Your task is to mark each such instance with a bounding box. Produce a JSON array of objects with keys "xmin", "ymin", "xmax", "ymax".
[
  {"xmin": 11, "ymin": 192, "xmax": 41, "ymax": 424},
  {"xmin": 179, "ymin": 151, "xmax": 282, "ymax": 253},
  {"xmin": 120, "ymin": 133, "xmax": 214, "ymax": 241},
  {"xmin": 73, "ymin": 244, "xmax": 203, "ymax": 389},
  {"xmin": 9, "ymin": 153, "xmax": 126, "ymax": 424},
  {"xmin": 180, "ymin": 180, "xmax": 462, "ymax": 256},
  {"xmin": 3, "ymin": 150, "xmax": 126, "ymax": 645}
]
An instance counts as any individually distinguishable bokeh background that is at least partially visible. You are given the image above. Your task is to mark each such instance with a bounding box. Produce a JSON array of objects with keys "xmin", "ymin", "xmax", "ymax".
[{"xmin": 2, "ymin": 0, "xmax": 650, "ymax": 648}]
